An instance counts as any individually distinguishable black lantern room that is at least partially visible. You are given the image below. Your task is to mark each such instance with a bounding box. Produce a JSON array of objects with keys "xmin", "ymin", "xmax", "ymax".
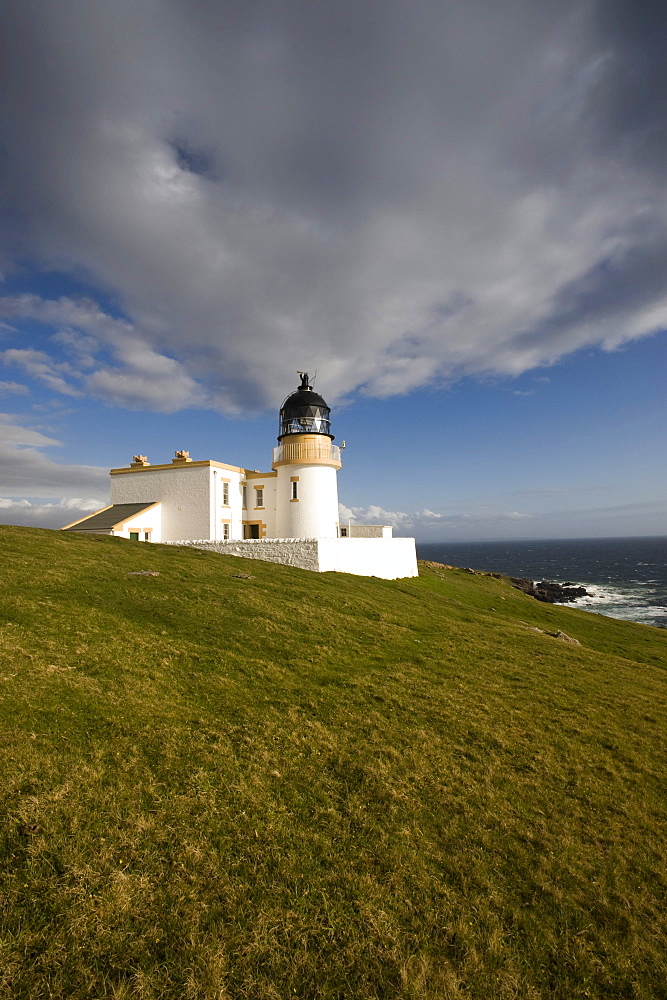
[{"xmin": 278, "ymin": 372, "xmax": 333, "ymax": 440}]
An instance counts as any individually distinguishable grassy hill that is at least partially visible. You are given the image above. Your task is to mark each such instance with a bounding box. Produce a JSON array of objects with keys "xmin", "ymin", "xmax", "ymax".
[{"xmin": 1, "ymin": 525, "xmax": 666, "ymax": 1000}]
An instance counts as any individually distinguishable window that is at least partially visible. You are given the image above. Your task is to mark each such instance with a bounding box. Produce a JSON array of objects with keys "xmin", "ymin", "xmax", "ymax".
[
  {"xmin": 222, "ymin": 481, "xmax": 229, "ymax": 505},
  {"xmin": 340, "ymin": 527, "xmax": 348, "ymax": 537},
  {"xmin": 255, "ymin": 488, "xmax": 264, "ymax": 507},
  {"xmin": 129, "ymin": 531, "xmax": 139, "ymax": 541},
  {"xmin": 222, "ymin": 522, "xmax": 230, "ymax": 540},
  {"xmin": 242, "ymin": 486, "xmax": 247, "ymax": 508},
  {"xmin": 291, "ymin": 481, "xmax": 298, "ymax": 500}
]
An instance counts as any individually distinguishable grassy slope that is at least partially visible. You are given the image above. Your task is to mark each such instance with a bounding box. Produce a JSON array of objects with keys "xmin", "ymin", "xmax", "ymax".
[{"xmin": 0, "ymin": 525, "xmax": 666, "ymax": 1000}]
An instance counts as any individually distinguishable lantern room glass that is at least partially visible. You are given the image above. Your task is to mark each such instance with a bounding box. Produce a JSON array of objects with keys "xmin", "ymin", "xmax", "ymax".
[{"xmin": 279, "ymin": 413, "xmax": 331, "ymax": 437}]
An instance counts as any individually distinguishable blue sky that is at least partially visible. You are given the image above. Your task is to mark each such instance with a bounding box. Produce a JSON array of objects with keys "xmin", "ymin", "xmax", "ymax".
[{"xmin": 1, "ymin": 0, "xmax": 666, "ymax": 540}]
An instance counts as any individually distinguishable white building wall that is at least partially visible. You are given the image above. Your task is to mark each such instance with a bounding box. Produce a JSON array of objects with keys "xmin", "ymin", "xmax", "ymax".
[
  {"xmin": 275, "ymin": 464, "xmax": 339, "ymax": 538},
  {"xmin": 210, "ymin": 467, "xmax": 246, "ymax": 540},
  {"xmin": 242, "ymin": 474, "xmax": 277, "ymax": 538},
  {"xmin": 109, "ymin": 462, "xmax": 282, "ymax": 543},
  {"xmin": 265, "ymin": 477, "xmax": 277, "ymax": 536},
  {"xmin": 110, "ymin": 465, "xmax": 213, "ymax": 542},
  {"xmin": 111, "ymin": 504, "xmax": 162, "ymax": 541}
]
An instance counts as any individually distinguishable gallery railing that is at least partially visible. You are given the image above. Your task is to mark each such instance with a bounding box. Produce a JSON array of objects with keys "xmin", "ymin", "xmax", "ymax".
[{"xmin": 273, "ymin": 442, "xmax": 341, "ymax": 464}]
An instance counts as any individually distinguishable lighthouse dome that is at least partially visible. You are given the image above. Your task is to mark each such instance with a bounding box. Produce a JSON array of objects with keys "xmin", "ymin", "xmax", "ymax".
[{"xmin": 278, "ymin": 372, "xmax": 333, "ymax": 440}]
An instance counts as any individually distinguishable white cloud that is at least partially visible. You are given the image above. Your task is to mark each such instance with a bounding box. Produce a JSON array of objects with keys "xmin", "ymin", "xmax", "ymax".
[
  {"xmin": 0, "ymin": 380, "xmax": 28, "ymax": 394},
  {"xmin": 0, "ymin": 296, "xmax": 206, "ymax": 411},
  {"xmin": 340, "ymin": 496, "xmax": 666, "ymax": 540},
  {"xmin": 51, "ymin": 328, "xmax": 98, "ymax": 370},
  {"xmin": 0, "ymin": 496, "xmax": 105, "ymax": 529},
  {"xmin": 84, "ymin": 363, "xmax": 204, "ymax": 413},
  {"xmin": 1, "ymin": 348, "xmax": 80, "ymax": 396},
  {"xmin": 513, "ymin": 486, "xmax": 609, "ymax": 498},
  {"xmin": 0, "ymin": 414, "xmax": 108, "ymax": 504},
  {"xmin": 0, "ymin": 2, "xmax": 666, "ymax": 411},
  {"xmin": 0, "ymin": 412, "xmax": 62, "ymax": 448},
  {"xmin": 339, "ymin": 501, "xmax": 534, "ymax": 536}
]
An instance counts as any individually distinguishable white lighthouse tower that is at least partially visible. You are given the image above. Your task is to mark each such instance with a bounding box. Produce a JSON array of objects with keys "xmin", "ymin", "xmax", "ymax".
[{"xmin": 272, "ymin": 372, "xmax": 342, "ymax": 538}]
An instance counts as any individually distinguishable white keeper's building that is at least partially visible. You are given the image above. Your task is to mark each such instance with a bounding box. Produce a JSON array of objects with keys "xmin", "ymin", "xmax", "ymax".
[{"xmin": 62, "ymin": 374, "xmax": 418, "ymax": 579}]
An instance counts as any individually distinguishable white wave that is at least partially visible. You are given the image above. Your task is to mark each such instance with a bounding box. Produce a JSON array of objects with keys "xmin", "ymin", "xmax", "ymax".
[
  {"xmin": 552, "ymin": 582, "xmax": 667, "ymax": 626},
  {"xmin": 585, "ymin": 605, "xmax": 667, "ymax": 624},
  {"xmin": 568, "ymin": 584, "xmax": 636, "ymax": 606}
]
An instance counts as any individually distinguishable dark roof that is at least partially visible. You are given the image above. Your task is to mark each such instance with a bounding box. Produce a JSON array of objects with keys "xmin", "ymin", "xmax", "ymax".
[
  {"xmin": 279, "ymin": 384, "xmax": 333, "ymax": 440},
  {"xmin": 63, "ymin": 502, "xmax": 158, "ymax": 531},
  {"xmin": 280, "ymin": 387, "xmax": 329, "ymax": 413}
]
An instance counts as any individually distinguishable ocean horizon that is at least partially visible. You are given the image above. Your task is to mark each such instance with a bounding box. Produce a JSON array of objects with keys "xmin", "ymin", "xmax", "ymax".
[{"xmin": 414, "ymin": 535, "xmax": 667, "ymax": 629}]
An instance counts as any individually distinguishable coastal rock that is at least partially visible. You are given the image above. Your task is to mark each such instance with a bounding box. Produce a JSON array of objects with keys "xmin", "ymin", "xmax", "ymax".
[
  {"xmin": 522, "ymin": 625, "xmax": 582, "ymax": 645},
  {"xmin": 420, "ymin": 561, "xmax": 589, "ymax": 604},
  {"xmin": 510, "ymin": 578, "xmax": 589, "ymax": 604},
  {"xmin": 551, "ymin": 630, "xmax": 581, "ymax": 644}
]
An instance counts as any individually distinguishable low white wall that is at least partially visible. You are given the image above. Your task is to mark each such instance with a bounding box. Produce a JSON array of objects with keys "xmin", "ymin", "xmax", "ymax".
[
  {"xmin": 170, "ymin": 538, "xmax": 321, "ymax": 572},
  {"xmin": 318, "ymin": 537, "xmax": 418, "ymax": 579},
  {"xmin": 168, "ymin": 536, "xmax": 418, "ymax": 579}
]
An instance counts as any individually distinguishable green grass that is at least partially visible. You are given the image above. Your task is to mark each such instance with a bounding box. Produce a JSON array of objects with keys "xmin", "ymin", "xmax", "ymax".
[{"xmin": 1, "ymin": 525, "xmax": 666, "ymax": 1000}]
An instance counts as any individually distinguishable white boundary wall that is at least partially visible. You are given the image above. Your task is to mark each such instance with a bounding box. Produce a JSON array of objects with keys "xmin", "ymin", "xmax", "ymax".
[
  {"xmin": 317, "ymin": 538, "xmax": 417, "ymax": 578},
  {"xmin": 169, "ymin": 537, "xmax": 418, "ymax": 579}
]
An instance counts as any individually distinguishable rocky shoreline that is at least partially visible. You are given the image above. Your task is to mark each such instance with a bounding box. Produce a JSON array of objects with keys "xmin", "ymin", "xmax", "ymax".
[
  {"xmin": 508, "ymin": 577, "xmax": 589, "ymax": 604},
  {"xmin": 421, "ymin": 561, "xmax": 589, "ymax": 604}
]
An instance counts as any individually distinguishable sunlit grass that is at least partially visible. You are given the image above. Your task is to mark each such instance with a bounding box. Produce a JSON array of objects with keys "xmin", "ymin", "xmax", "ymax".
[{"xmin": 1, "ymin": 525, "xmax": 666, "ymax": 999}]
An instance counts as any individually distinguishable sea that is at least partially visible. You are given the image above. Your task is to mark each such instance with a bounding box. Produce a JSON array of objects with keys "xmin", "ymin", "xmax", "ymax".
[{"xmin": 416, "ymin": 536, "xmax": 667, "ymax": 630}]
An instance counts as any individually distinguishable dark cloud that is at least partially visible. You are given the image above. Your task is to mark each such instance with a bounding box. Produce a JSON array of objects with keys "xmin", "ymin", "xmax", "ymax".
[
  {"xmin": 592, "ymin": 0, "xmax": 667, "ymax": 174},
  {"xmin": 1, "ymin": 0, "xmax": 666, "ymax": 410},
  {"xmin": 511, "ymin": 229, "xmax": 667, "ymax": 359},
  {"xmin": 169, "ymin": 140, "xmax": 223, "ymax": 182},
  {"xmin": 552, "ymin": 233, "xmax": 667, "ymax": 330}
]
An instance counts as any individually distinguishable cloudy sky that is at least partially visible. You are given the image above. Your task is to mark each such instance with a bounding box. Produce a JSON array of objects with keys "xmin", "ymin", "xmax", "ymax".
[{"xmin": 1, "ymin": 0, "xmax": 665, "ymax": 541}]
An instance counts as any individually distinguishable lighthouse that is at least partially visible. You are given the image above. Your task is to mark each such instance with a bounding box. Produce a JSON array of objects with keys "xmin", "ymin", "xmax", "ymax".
[
  {"xmin": 272, "ymin": 372, "xmax": 342, "ymax": 538},
  {"xmin": 62, "ymin": 371, "xmax": 418, "ymax": 578}
]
